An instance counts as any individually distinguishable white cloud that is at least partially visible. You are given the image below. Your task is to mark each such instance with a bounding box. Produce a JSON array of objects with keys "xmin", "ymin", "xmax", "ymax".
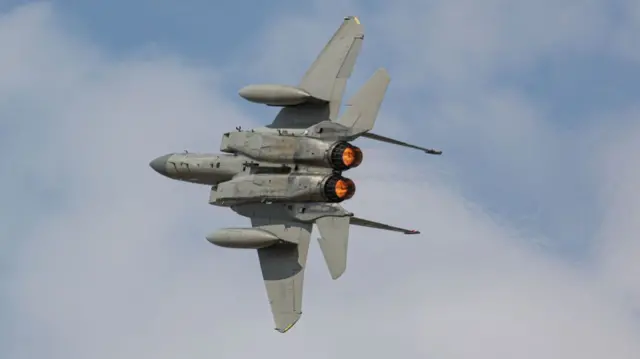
[
  {"xmin": 2, "ymin": 1, "xmax": 640, "ymax": 359},
  {"xmin": 594, "ymin": 108, "xmax": 640, "ymax": 313},
  {"xmin": 371, "ymin": 0, "xmax": 610, "ymax": 90}
]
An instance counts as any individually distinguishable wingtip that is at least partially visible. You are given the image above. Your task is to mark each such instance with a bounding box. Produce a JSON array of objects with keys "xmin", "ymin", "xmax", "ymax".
[
  {"xmin": 331, "ymin": 271, "xmax": 345, "ymax": 280},
  {"xmin": 344, "ymin": 16, "xmax": 361, "ymax": 25},
  {"xmin": 275, "ymin": 322, "xmax": 296, "ymax": 334},
  {"xmin": 274, "ymin": 315, "xmax": 301, "ymax": 333},
  {"xmin": 425, "ymin": 149, "xmax": 443, "ymax": 155},
  {"xmin": 405, "ymin": 230, "xmax": 421, "ymax": 235}
]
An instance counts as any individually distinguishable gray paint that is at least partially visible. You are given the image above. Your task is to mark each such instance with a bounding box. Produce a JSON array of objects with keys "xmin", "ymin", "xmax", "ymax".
[
  {"xmin": 206, "ymin": 228, "xmax": 280, "ymax": 249},
  {"xmin": 208, "ymin": 173, "xmax": 355, "ymax": 206},
  {"xmin": 238, "ymin": 84, "xmax": 312, "ymax": 106},
  {"xmin": 150, "ymin": 15, "xmax": 438, "ymax": 334},
  {"xmin": 220, "ymin": 131, "xmax": 363, "ymax": 170},
  {"xmin": 316, "ymin": 216, "xmax": 351, "ymax": 280}
]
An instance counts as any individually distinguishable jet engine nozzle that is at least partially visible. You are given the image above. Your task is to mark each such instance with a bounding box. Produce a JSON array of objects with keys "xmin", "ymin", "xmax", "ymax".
[
  {"xmin": 328, "ymin": 142, "xmax": 363, "ymax": 171},
  {"xmin": 322, "ymin": 175, "xmax": 356, "ymax": 202}
]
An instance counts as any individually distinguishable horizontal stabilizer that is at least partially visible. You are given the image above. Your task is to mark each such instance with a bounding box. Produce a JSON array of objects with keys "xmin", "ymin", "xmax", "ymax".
[
  {"xmin": 316, "ymin": 216, "xmax": 350, "ymax": 280},
  {"xmin": 361, "ymin": 132, "xmax": 442, "ymax": 155},
  {"xmin": 350, "ymin": 216, "xmax": 420, "ymax": 235},
  {"xmin": 337, "ymin": 68, "xmax": 390, "ymax": 136}
]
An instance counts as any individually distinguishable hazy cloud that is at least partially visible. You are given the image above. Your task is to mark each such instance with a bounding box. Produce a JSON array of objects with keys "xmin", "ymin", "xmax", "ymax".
[{"xmin": 2, "ymin": 1, "xmax": 640, "ymax": 359}]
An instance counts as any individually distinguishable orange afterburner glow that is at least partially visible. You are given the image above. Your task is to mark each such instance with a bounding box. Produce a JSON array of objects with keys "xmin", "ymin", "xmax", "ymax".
[
  {"xmin": 323, "ymin": 175, "xmax": 356, "ymax": 202},
  {"xmin": 334, "ymin": 178, "xmax": 356, "ymax": 199},
  {"xmin": 341, "ymin": 146, "xmax": 363, "ymax": 168},
  {"xmin": 342, "ymin": 147, "xmax": 356, "ymax": 167},
  {"xmin": 335, "ymin": 179, "xmax": 349, "ymax": 198},
  {"xmin": 329, "ymin": 142, "xmax": 363, "ymax": 170},
  {"xmin": 351, "ymin": 146, "xmax": 363, "ymax": 167}
]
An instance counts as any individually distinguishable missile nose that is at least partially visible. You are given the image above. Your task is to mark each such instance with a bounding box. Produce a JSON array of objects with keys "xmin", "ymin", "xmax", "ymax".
[
  {"xmin": 149, "ymin": 154, "xmax": 171, "ymax": 176},
  {"xmin": 205, "ymin": 233, "xmax": 217, "ymax": 245}
]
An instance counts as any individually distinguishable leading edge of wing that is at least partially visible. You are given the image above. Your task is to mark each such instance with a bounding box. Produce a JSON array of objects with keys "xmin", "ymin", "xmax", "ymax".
[
  {"xmin": 298, "ymin": 15, "xmax": 364, "ymax": 120},
  {"xmin": 267, "ymin": 16, "xmax": 364, "ymax": 129}
]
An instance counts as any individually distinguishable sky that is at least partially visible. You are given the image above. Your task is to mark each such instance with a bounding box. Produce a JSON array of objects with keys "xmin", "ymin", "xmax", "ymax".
[{"xmin": 1, "ymin": 0, "xmax": 640, "ymax": 358}]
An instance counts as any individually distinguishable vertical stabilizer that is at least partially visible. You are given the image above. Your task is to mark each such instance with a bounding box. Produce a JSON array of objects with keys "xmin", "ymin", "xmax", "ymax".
[
  {"xmin": 315, "ymin": 216, "xmax": 350, "ymax": 280},
  {"xmin": 336, "ymin": 68, "xmax": 390, "ymax": 135}
]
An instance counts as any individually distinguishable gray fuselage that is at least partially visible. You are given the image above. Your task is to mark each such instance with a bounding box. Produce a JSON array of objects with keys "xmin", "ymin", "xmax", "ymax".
[
  {"xmin": 149, "ymin": 150, "xmax": 357, "ymax": 207},
  {"xmin": 150, "ymin": 152, "xmax": 244, "ymax": 185}
]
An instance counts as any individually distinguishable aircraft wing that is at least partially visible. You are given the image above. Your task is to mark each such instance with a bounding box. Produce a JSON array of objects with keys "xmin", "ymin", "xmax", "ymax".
[
  {"xmin": 350, "ymin": 216, "xmax": 420, "ymax": 235},
  {"xmin": 251, "ymin": 217, "xmax": 312, "ymax": 333},
  {"xmin": 268, "ymin": 16, "xmax": 363, "ymax": 129}
]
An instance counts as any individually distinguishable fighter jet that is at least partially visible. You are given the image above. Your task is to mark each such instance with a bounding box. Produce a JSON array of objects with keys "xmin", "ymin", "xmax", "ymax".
[{"xmin": 149, "ymin": 16, "xmax": 441, "ymax": 333}]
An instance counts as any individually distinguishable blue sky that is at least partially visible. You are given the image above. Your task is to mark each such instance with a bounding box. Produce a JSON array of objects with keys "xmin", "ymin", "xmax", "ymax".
[{"xmin": 1, "ymin": 1, "xmax": 640, "ymax": 358}]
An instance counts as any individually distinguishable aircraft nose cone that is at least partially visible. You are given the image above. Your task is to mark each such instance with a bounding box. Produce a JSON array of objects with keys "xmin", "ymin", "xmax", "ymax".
[{"xmin": 149, "ymin": 154, "xmax": 171, "ymax": 176}]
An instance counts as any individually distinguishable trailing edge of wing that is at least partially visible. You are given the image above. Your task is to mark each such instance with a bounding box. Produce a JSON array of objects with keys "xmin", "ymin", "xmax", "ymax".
[{"xmin": 350, "ymin": 216, "xmax": 420, "ymax": 235}]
